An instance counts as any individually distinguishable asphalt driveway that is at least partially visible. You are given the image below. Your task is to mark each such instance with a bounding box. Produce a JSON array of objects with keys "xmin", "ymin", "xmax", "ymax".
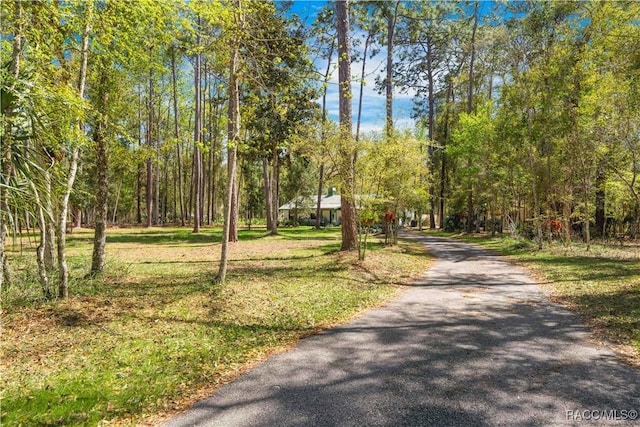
[{"xmin": 162, "ymin": 233, "xmax": 639, "ymax": 426}]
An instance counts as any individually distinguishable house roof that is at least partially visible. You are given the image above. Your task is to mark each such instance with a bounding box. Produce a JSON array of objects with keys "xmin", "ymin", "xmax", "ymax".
[{"xmin": 279, "ymin": 194, "xmax": 342, "ymax": 211}]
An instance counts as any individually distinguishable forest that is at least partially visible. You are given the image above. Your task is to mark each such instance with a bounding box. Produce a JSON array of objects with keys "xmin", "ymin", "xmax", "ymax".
[{"xmin": 1, "ymin": 0, "xmax": 640, "ymax": 298}]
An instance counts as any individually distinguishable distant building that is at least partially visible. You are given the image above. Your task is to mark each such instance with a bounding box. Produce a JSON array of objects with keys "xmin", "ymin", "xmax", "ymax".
[{"xmin": 279, "ymin": 187, "xmax": 342, "ymax": 225}]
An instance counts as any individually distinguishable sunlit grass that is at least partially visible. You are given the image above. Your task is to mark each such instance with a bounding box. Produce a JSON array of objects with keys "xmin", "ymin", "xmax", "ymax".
[{"xmin": 1, "ymin": 226, "xmax": 432, "ymax": 425}]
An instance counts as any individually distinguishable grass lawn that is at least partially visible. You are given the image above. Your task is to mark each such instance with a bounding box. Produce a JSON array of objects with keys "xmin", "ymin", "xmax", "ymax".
[
  {"xmin": 425, "ymin": 231, "xmax": 640, "ymax": 366},
  {"xmin": 1, "ymin": 226, "xmax": 432, "ymax": 426}
]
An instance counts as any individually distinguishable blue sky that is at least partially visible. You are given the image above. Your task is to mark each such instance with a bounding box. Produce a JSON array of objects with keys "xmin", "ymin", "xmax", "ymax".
[
  {"xmin": 282, "ymin": 0, "xmax": 510, "ymax": 134},
  {"xmin": 284, "ymin": 0, "xmax": 417, "ymax": 134}
]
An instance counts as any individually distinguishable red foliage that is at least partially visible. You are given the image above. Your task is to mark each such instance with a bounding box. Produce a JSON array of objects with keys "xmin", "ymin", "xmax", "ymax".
[{"xmin": 383, "ymin": 210, "xmax": 395, "ymax": 224}]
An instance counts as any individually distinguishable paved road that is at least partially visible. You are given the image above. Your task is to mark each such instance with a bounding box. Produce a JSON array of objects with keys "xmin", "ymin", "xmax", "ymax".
[{"xmin": 163, "ymin": 233, "xmax": 640, "ymax": 426}]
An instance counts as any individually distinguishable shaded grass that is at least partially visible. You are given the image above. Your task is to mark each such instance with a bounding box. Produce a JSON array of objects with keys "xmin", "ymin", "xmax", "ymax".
[
  {"xmin": 1, "ymin": 227, "xmax": 431, "ymax": 426},
  {"xmin": 426, "ymin": 231, "xmax": 640, "ymax": 363}
]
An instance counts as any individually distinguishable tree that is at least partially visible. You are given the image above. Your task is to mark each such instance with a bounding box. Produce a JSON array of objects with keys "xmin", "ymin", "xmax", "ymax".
[
  {"xmin": 336, "ymin": 0, "xmax": 357, "ymax": 251},
  {"xmin": 216, "ymin": 0, "xmax": 241, "ymax": 284}
]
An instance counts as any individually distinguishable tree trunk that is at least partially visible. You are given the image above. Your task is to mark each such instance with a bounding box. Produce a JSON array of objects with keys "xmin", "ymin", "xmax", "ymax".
[
  {"xmin": 136, "ymin": 85, "xmax": 143, "ymax": 224},
  {"xmin": 465, "ymin": 1, "xmax": 479, "ymax": 234},
  {"xmin": 356, "ymin": 35, "xmax": 370, "ymax": 142},
  {"xmin": 193, "ymin": 17, "xmax": 202, "ymax": 233},
  {"xmin": 439, "ymin": 83, "xmax": 452, "ymax": 230},
  {"xmin": 43, "ymin": 172, "xmax": 56, "ymax": 270},
  {"xmin": 426, "ymin": 39, "xmax": 436, "ymax": 229},
  {"xmin": 316, "ymin": 41, "xmax": 334, "ymax": 230},
  {"xmin": 30, "ymin": 183, "xmax": 52, "ymax": 298},
  {"xmin": 57, "ymin": 148, "xmax": 79, "ymax": 297},
  {"xmin": 337, "ymin": 0, "xmax": 357, "ymax": 251},
  {"xmin": 270, "ymin": 151, "xmax": 279, "ymax": 235},
  {"xmin": 153, "ymin": 90, "xmax": 160, "ymax": 225},
  {"xmin": 216, "ymin": 4, "xmax": 241, "ymax": 284},
  {"xmin": 466, "ymin": 188, "xmax": 474, "ymax": 234},
  {"xmin": 57, "ymin": 6, "xmax": 90, "ymax": 297},
  {"xmin": 90, "ymin": 70, "xmax": 109, "ymax": 275},
  {"xmin": 594, "ymin": 160, "xmax": 605, "ymax": 238},
  {"xmin": 385, "ymin": 2, "xmax": 399, "ymax": 138},
  {"xmin": 229, "ymin": 166, "xmax": 239, "ymax": 241},
  {"xmin": 112, "ymin": 179, "xmax": 122, "ymax": 223},
  {"xmin": 0, "ymin": 0, "xmax": 25, "ymax": 289},
  {"xmin": 315, "ymin": 164, "xmax": 324, "ymax": 229},
  {"xmin": 146, "ymin": 68, "xmax": 154, "ymax": 227},
  {"xmin": 263, "ymin": 157, "xmax": 273, "ymax": 231}
]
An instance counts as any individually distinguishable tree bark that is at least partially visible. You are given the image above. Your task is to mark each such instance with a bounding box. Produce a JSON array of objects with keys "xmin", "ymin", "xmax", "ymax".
[
  {"xmin": 57, "ymin": 4, "xmax": 90, "ymax": 297},
  {"xmin": 263, "ymin": 157, "xmax": 273, "ymax": 230},
  {"xmin": 465, "ymin": 1, "xmax": 479, "ymax": 234},
  {"xmin": 316, "ymin": 41, "xmax": 334, "ymax": 229},
  {"xmin": 385, "ymin": 2, "xmax": 399, "ymax": 138},
  {"xmin": 425, "ymin": 39, "xmax": 436, "ymax": 229},
  {"xmin": 136, "ymin": 86, "xmax": 143, "ymax": 224},
  {"xmin": 193, "ymin": 16, "xmax": 202, "ymax": 233},
  {"xmin": 146, "ymin": 68, "xmax": 154, "ymax": 227},
  {"xmin": 90, "ymin": 71, "xmax": 109, "ymax": 275},
  {"xmin": 439, "ymin": 83, "xmax": 453, "ymax": 230},
  {"xmin": 216, "ymin": 3, "xmax": 241, "ymax": 284},
  {"xmin": 356, "ymin": 34, "xmax": 370, "ymax": 142},
  {"xmin": 30, "ymin": 183, "xmax": 52, "ymax": 298},
  {"xmin": 337, "ymin": 0, "xmax": 358, "ymax": 251},
  {"xmin": 315, "ymin": 164, "xmax": 324, "ymax": 229},
  {"xmin": 43, "ymin": 172, "xmax": 56, "ymax": 270},
  {"xmin": 269, "ymin": 151, "xmax": 279, "ymax": 235},
  {"xmin": 594, "ymin": 159, "xmax": 605, "ymax": 238}
]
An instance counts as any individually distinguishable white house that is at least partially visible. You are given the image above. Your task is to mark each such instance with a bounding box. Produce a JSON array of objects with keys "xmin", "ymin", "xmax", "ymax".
[{"xmin": 279, "ymin": 188, "xmax": 342, "ymax": 225}]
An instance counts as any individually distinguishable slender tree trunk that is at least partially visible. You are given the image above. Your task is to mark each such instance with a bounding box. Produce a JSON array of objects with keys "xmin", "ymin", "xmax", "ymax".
[
  {"xmin": 56, "ymin": 148, "xmax": 79, "ymax": 296},
  {"xmin": 216, "ymin": 3, "xmax": 241, "ymax": 284},
  {"xmin": 30, "ymin": 183, "xmax": 52, "ymax": 298},
  {"xmin": 206, "ymin": 98, "xmax": 216, "ymax": 225},
  {"xmin": 0, "ymin": 0, "xmax": 25, "ymax": 289},
  {"xmin": 583, "ymin": 180, "xmax": 591, "ymax": 251},
  {"xmin": 337, "ymin": 0, "xmax": 357, "ymax": 251},
  {"xmin": 146, "ymin": 68, "xmax": 154, "ymax": 227},
  {"xmin": 136, "ymin": 87, "xmax": 143, "ymax": 224},
  {"xmin": 153, "ymin": 87, "xmax": 160, "ymax": 224},
  {"xmin": 465, "ymin": 1, "xmax": 479, "ymax": 234},
  {"xmin": 594, "ymin": 159, "xmax": 605, "ymax": 238},
  {"xmin": 193, "ymin": 17, "xmax": 202, "ymax": 233},
  {"xmin": 316, "ymin": 41, "xmax": 334, "ymax": 229},
  {"xmin": 137, "ymin": 163, "xmax": 142, "ymax": 223},
  {"xmin": 43, "ymin": 172, "xmax": 56, "ymax": 270},
  {"xmin": 90, "ymin": 71, "xmax": 109, "ymax": 275},
  {"xmin": 263, "ymin": 157, "xmax": 273, "ymax": 231},
  {"xmin": 270, "ymin": 153, "xmax": 279, "ymax": 235},
  {"xmin": 74, "ymin": 207, "xmax": 81, "ymax": 228},
  {"xmin": 385, "ymin": 2, "xmax": 399, "ymax": 138},
  {"xmin": 315, "ymin": 164, "xmax": 324, "ymax": 229},
  {"xmin": 112, "ymin": 179, "xmax": 122, "ymax": 223},
  {"xmin": 264, "ymin": 151, "xmax": 279, "ymax": 235},
  {"xmin": 57, "ymin": 6, "xmax": 90, "ymax": 297},
  {"xmin": 356, "ymin": 35, "xmax": 370, "ymax": 142},
  {"xmin": 439, "ymin": 84, "xmax": 453, "ymax": 230},
  {"xmin": 229, "ymin": 168, "xmax": 239, "ymax": 241},
  {"xmin": 425, "ymin": 39, "xmax": 436, "ymax": 229}
]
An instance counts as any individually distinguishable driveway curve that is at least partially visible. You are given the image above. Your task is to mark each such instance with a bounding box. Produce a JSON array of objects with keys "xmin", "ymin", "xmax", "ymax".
[{"xmin": 163, "ymin": 233, "xmax": 639, "ymax": 426}]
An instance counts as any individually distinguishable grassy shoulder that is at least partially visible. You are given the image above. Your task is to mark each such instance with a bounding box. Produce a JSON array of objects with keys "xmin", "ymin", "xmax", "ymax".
[
  {"xmin": 0, "ymin": 227, "xmax": 432, "ymax": 426},
  {"xmin": 426, "ymin": 230, "xmax": 640, "ymax": 366}
]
